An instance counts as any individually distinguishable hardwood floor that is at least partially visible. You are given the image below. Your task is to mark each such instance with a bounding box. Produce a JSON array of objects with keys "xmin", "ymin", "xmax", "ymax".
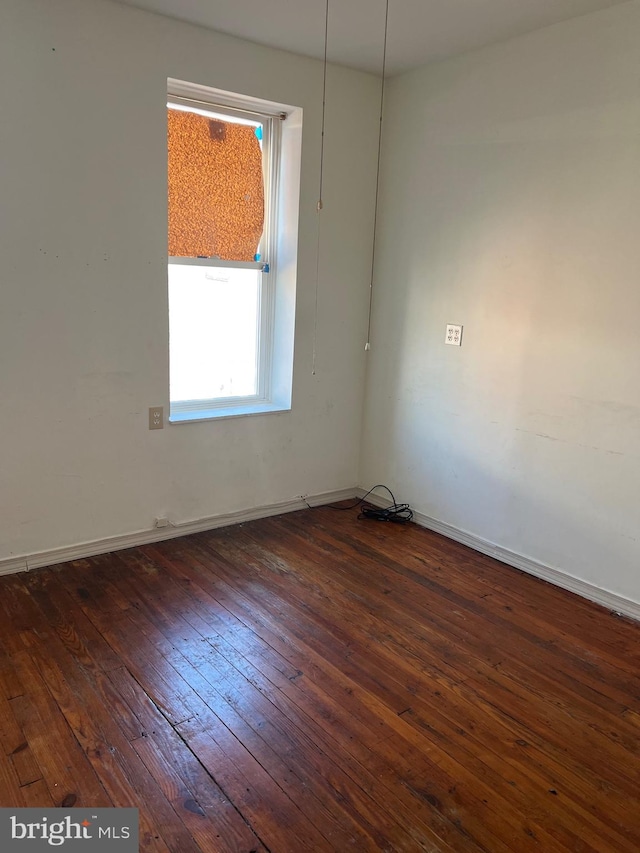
[{"xmin": 0, "ymin": 506, "xmax": 638, "ymax": 851}]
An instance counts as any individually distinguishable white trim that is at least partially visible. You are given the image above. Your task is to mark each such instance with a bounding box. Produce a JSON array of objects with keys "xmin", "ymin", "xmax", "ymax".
[
  {"xmin": 167, "ymin": 79, "xmax": 291, "ymax": 121},
  {"xmin": 169, "ymin": 400, "xmax": 290, "ymax": 423},
  {"xmin": 8, "ymin": 486, "xmax": 635, "ymax": 623},
  {"xmin": 358, "ymin": 490, "xmax": 640, "ymax": 623},
  {"xmin": 167, "ymin": 99, "xmax": 263, "ymax": 128},
  {"xmin": 0, "ymin": 489, "xmax": 357, "ymax": 577},
  {"xmin": 169, "ymin": 257, "xmax": 264, "ymax": 270},
  {"xmin": 0, "ymin": 557, "xmax": 29, "ymax": 577},
  {"xmin": 167, "ymin": 79, "xmax": 299, "ymax": 424}
]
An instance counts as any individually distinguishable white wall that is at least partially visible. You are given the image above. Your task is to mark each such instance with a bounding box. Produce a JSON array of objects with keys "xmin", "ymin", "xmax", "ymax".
[
  {"xmin": 0, "ymin": 0, "xmax": 379, "ymax": 561},
  {"xmin": 361, "ymin": 2, "xmax": 640, "ymax": 605}
]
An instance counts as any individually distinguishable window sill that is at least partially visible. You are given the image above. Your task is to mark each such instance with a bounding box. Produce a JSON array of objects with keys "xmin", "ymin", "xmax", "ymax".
[{"xmin": 169, "ymin": 401, "xmax": 291, "ymax": 424}]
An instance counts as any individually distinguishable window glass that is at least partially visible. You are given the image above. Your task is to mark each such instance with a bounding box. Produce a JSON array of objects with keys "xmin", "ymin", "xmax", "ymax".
[
  {"xmin": 169, "ymin": 264, "xmax": 260, "ymax": 401},
  {"xmin": 168, "ymin": 108, "xmax": 265, "ymax": 261}
]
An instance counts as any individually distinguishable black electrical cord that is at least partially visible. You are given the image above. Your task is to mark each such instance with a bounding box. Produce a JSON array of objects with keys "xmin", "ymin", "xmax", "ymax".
[{"xmin": 325, "ymin": 484, "xmax": 413, "ymax": 524}]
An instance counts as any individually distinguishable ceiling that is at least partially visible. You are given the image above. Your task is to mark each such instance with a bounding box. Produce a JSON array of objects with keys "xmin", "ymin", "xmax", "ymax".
[{"xmin": 114, "ymin": 0, "xmax": 629, "ymax": 75}]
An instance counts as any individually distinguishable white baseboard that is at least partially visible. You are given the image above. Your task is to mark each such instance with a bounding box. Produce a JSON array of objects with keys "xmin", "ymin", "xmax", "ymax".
[
  {"xmin": 5, "ymin": 487, "xmax": 638, "ymax": 623},
  {"xmin": 0, "ymin": 557, "xmax": 30, "ymax": 577},
  {"xmin": 358, "ymin": 490, "xmax": 640, "ymax": 623},
  {"xmin": 0, "ymin": 488, "xmax": 357, "ymax": 577}
]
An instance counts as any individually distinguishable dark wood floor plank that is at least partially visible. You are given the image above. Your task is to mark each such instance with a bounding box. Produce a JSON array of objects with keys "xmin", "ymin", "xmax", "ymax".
[
  {"xmin": 20, "ymin": 777, "xmax": 55, "ymax": 807},
  {"xmin": 0, "ymin": 747, "xmax": 24, "ymax": 807},
  {"xmin": 138, "ymin": 546, "xmax": 477, "ymax": 851},
  {"xmin": 51, "ymin": 576, "xmax": 196, "ymax": 728},
  {"xmin": 176, "ymin": 717, "xmax": 340, "ymax": 853},
  {"xmin": 324, "ymin": 513, "xmax": 640, "ymax": 669},
  {"xmin": 0, "ymin": 692, "xmax": 41, "ymax": 788},
  {"xmin": 26, "ymin": 642, "xmax": 202, "ymax": 853},
  {"xmin": 131, "ymin": 554, "xmax": 476, "ymax": 849},
  {"xmin": 108, "ymin": 666, "xmax": 270, "ymax": 853},
  {"xmin": 214, "ymin": 518, "xmax": 640, "ymax": 794},
  {"xmin": 265, "ymin": 513, "xmax": 640, "ymax": 711},
  {"xmin": 141, "ymin": 540, "xmax": 580, "ymax": 849},
  {"xmin": 0, "ymin": 507, "xmax": 638, "ymax": 852},
  {"xmin": 179, "ymin": 548, "xmax": 527, "ymax": 850},
  {"xmin": 46, "ymin": 573, "xmax": 360, "ymax": 850},
  {"xmin": 154, "ymin": 528, "xmax": 636, "ymax": 848},
  {"xmin": 131, "ymin": 733, "xmax": 264, "ymax": 853},
  {"xmin": 249, "ymin": 516, "xmax": 635, "ymax": 844},
  {"xmin": 24, "ymin": 566, "xmax": 123, "ymax": 672},
  {"xmin": 0, "ymin": 650, "xmax": 25, "ymax": 701},
  {"xmin": 112, "ymin": 550, "xmax": 424, "ymax": 852},
  {"xmin": 18, "ymin": 572, "xmax": 145, "ymax": 743},
  {"xmin": 200, "ymin": 520, "xmax": 640, "ymax": 844},
  {"xmin": 8, "ymin": 653, "xmax": 112, "ymax": 809},
  {"xmin": 141, "ymin": 553, "xmax": 484, "ymax": 850}
]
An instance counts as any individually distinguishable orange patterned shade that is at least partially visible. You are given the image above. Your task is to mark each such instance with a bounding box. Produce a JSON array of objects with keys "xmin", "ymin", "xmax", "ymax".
[{"xmin": 168, "ymin": 109, "xmax": 265, "ymax": 261}]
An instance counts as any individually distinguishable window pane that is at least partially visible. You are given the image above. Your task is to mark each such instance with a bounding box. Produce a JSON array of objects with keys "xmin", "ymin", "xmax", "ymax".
[
  {"xmin": 169, "ymin": 264, "xmax": 260, "ymax": 402},
  {"xmin": 168, "ymin": 108, "xmax": 265, "ymax": 261}
]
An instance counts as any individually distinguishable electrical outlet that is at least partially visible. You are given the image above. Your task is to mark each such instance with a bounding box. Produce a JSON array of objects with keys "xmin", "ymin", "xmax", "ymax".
[
  {"xmin": 445, "ymin": 324, "xmax": 463, "ymax": 346},
  {"xmin": 149, "ymin": 406, "xmax": 164, "ymax": 429}
]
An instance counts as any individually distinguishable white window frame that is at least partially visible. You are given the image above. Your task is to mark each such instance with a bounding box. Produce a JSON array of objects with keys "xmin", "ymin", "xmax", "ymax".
[{"xmin": 167, "ymin": 79, "xmax": 301, "ymax": 423}]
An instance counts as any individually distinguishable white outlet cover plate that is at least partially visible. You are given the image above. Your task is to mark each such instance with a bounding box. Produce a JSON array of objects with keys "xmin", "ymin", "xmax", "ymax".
[{"xmin": 445, "ymin": 324, "xmax": 463, "ymax": 346}]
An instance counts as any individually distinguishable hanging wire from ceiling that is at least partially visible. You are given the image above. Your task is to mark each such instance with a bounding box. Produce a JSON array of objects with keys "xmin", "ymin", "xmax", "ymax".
[
  {"xmin": 311, "ymin": 0, "xmax": 329, "ymax": 377},
  {"xmin": 365, "ymin": 0, "xmax": 390, "ymax": 352},
  {"xmin": 312, "ymin": 0, "xmax": 389, "ymax": 372}
]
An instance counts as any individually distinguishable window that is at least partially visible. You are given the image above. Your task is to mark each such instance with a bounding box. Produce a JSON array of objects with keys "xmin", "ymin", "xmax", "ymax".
[{"xmin": 167, "ymin": 79, "xmax": 301, "ymax": 422}]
